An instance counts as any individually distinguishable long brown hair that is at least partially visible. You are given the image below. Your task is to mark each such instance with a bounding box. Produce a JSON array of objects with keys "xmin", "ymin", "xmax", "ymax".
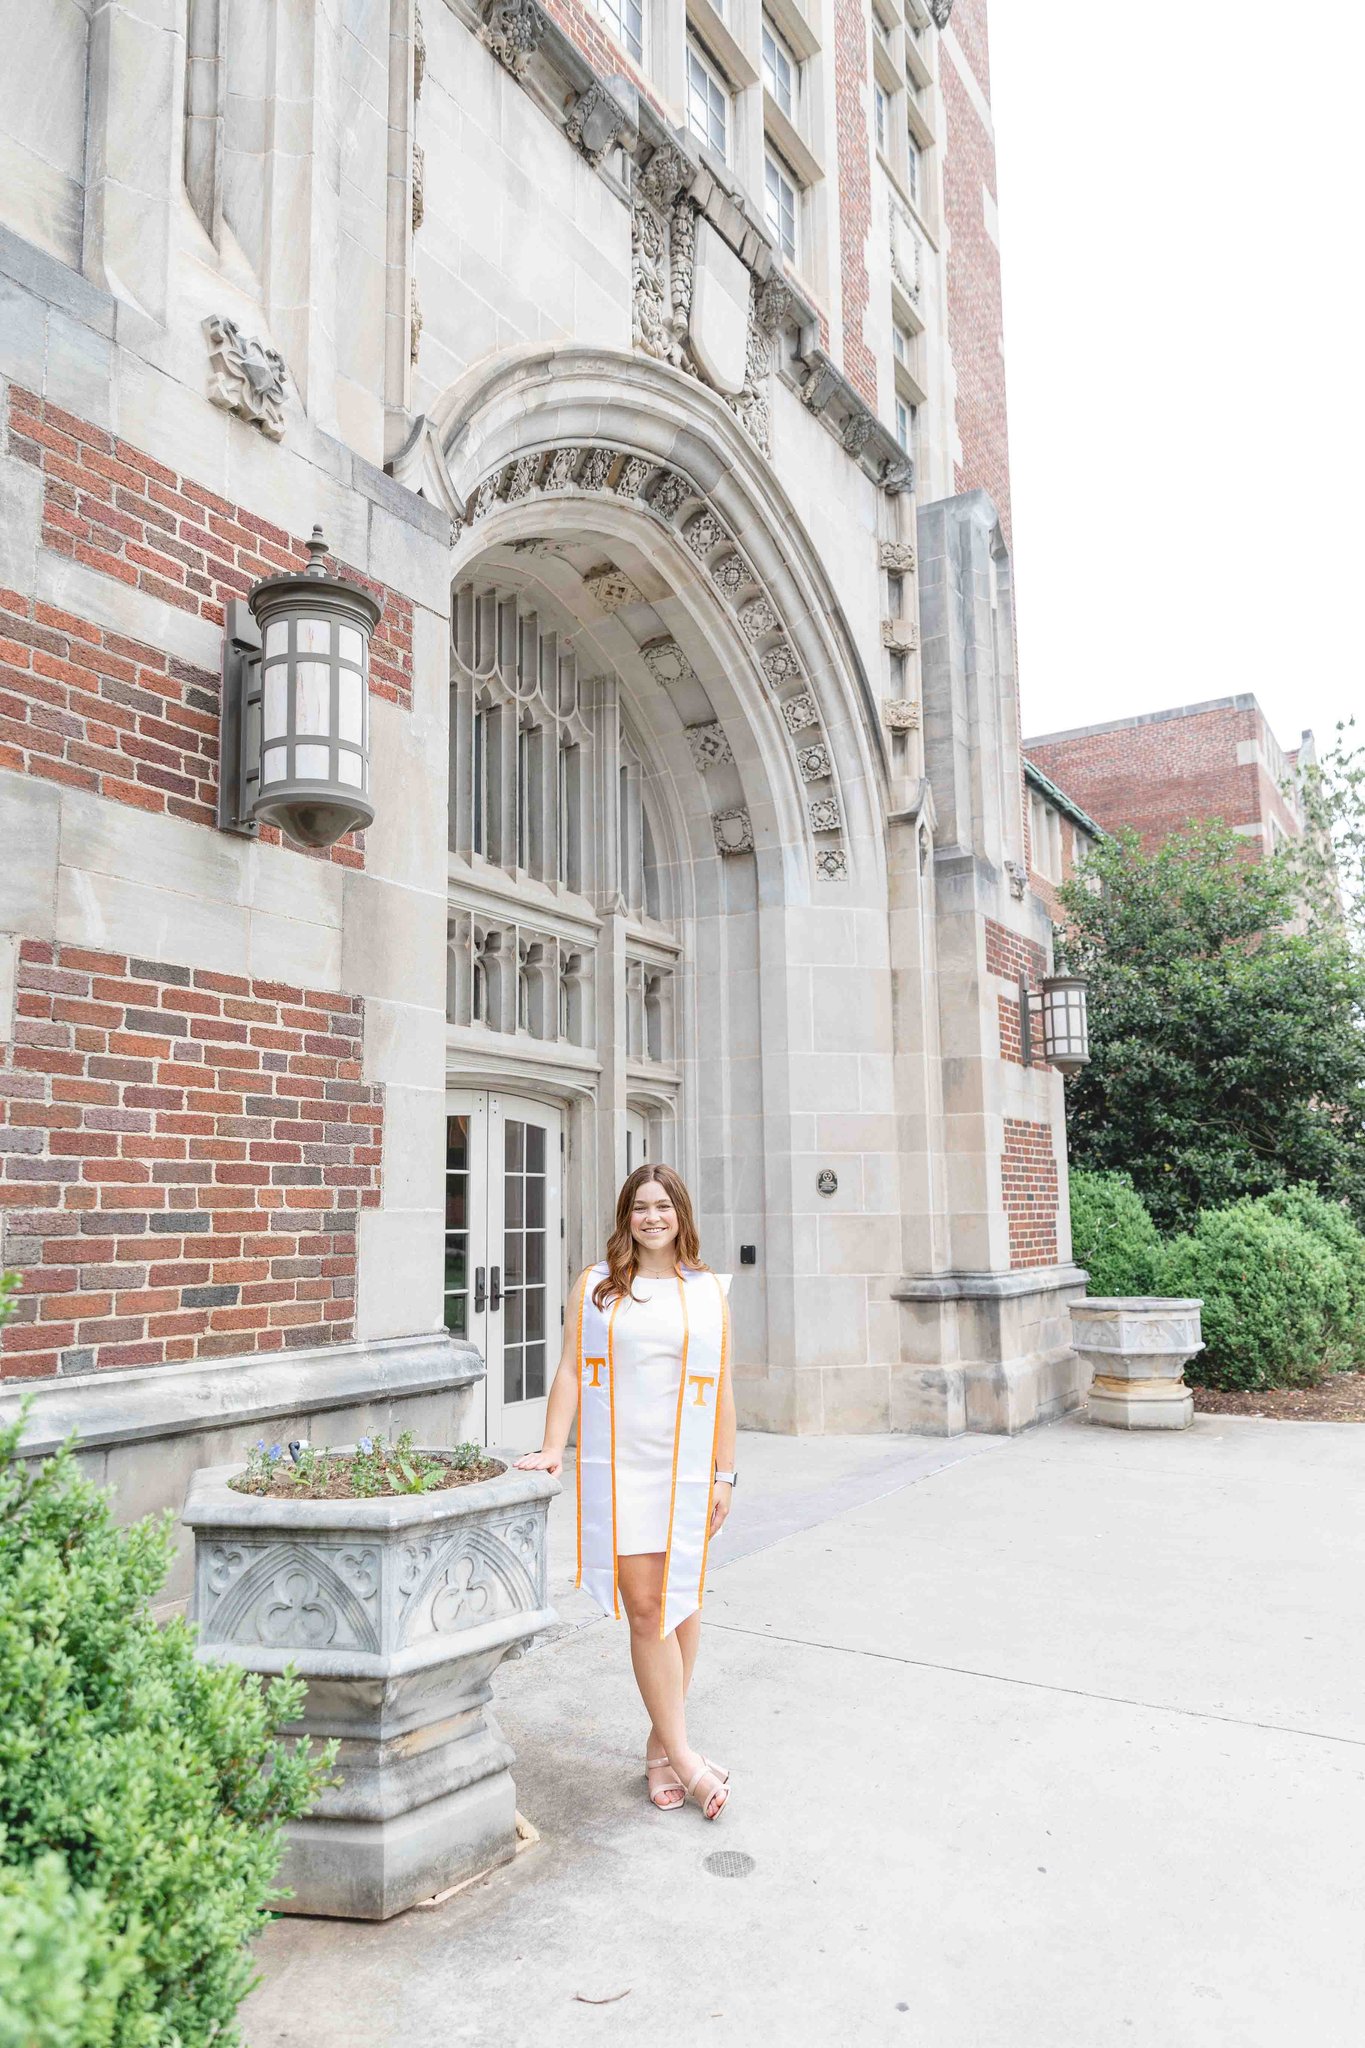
[{"xmin": 591, "ymin": 1163, "xmax": 706, "ymax": 1310}]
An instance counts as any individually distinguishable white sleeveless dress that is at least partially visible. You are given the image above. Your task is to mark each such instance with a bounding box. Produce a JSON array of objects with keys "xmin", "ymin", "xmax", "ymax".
[{"xmin": 613, "ymin": 1270, "xmax": 732, "ymax": 1556}]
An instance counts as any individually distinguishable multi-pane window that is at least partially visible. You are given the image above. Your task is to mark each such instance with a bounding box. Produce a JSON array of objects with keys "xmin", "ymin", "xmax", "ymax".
[
  {"xmin": 874, "ymin": 81, "xmax": 889, "ymax": 154},
  {"xmin": 687, "ymin": 40, "xmax": 730, "ymax": 159},
  {"xmin": 895, "ymin": 395, "xmax": 916, "ymax": 455},
  {"xmin": 443, "ymin": 1114, "xmax": 470, "ymax": 1334},
  {"xmin": 762, "ymin": 17, "xmax": 797, "ymax": 119},
  {"xmin": 501, "ymin": 1118, "xmax": 548, "ymax": 1406},
  {"xmin": 764, "ymin": 154, "xmax": 798, "ymax": 263},
  {"xmin": 893, "ymin": 320, "xmax": 913, "ymax": 368},
  {"xmin": 594, "ymin": 0, "xmax": 643, "ymax": 63},
  {"xmin": 906, "ymin": 132, "xmax": 922, "ymax": 205},
  {"xmin": 872, "ymin": 6, "xmax": 892, "ymax": 50}
]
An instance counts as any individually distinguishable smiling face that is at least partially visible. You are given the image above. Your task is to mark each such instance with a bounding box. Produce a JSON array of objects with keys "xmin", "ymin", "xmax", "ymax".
[{"xmin": 629, "ymin": 1179, "xmax": 680, "ymax": 1256}]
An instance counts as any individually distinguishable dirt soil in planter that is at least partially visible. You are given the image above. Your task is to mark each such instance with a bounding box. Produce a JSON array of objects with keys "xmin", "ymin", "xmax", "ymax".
[
  {"xmin": 1192, "ymin": 1374, "xmax": 1365, "ymax": 1422},
  {"xmin": 229, "ymin": 1454, "xmax": 508, "ymax": 1500}
]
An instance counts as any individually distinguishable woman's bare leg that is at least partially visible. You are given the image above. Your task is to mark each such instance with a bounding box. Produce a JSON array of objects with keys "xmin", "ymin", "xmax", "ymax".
[
  {"xmin": 676, "ymin": 1607, "xmax": 701, "ymax": 1696},
  {"xmin": 618, "ymin": 1554, "xmax": 721, "ymax": 1816}
]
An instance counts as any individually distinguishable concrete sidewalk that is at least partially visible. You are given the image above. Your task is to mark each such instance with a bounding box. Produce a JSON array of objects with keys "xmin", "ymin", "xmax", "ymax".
[{"xmin": 243, "ymin": 1416, "xmax": 1365, "ymax": 2048}]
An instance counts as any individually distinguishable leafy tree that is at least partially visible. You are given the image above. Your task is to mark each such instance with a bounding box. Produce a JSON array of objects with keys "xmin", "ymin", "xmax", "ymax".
[
  {"xmin": 1056, "ymin": 823, "xmax": 1365, "ymax": 1231},
  {"xmin": 1284, "ymin": 718, "xmax": 1365, "ymax": 948}
]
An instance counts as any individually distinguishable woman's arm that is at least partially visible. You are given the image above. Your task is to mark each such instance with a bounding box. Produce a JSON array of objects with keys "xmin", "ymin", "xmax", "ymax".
[{"xmin": 512, "ymin": 1267, "xmax": 590, "ymax": 1476}]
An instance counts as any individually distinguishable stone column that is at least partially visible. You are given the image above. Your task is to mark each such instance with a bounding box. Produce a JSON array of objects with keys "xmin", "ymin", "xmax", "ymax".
[{"xmin": 83, "ymin": 0, "xmax": 181, "ymax": 324}]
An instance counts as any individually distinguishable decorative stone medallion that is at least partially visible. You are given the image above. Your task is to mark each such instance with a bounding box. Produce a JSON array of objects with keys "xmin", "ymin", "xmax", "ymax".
[
  {"xmin": 584, "ymin": 565, "xmax": 643, "ymax": 614},
  {"xmin": 882, "ymin": 698, "xmax": 921, "ymax": 732},
  {"xmin": 204, "ymin": 316, "xmax": 288, "ymax": 441},
  {"xmin": 780, "ymin": 692, "xmax": 819, "ymax": 734},
  {"xmin": 712, "ymin": 809, "xmax": 755, "ymax": 855},
  {"xmin": 881, "ymin": 617, "xmax": 919, "ymax": 652},
  {"xmin": 796, "ymin": 741, "xmax": 831, "ymax": 782},
  {"xmin": 809, "ymin": 795, "xmax": 842, "ymax": 832},
  {"xmin": 642, "ymin": 638, "xmax": 697, "ymax": 687},
  {"xmin": 686, "ymin": 722, "xmax": 733, "ymax": 771}
]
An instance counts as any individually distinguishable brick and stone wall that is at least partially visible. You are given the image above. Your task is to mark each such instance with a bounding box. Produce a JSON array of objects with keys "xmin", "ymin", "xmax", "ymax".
[
  {"xmin": 1001, "ymin": 1116, "xmax": 1058, "ymax": 1269},
  {"xmin": 833, "ymin": 0, "xmax": 876, "ymax": 405},
  {"xmin": 1025, "ymin": 698, "xmax": 1303, "ymax": 855},
  {"xmin": 941, "ymin": 3, "xmax": 1011, "ymax": 543},
  {"xmin": 0, "ymin": 941, "xmax": 382, "ymax": 1381}
]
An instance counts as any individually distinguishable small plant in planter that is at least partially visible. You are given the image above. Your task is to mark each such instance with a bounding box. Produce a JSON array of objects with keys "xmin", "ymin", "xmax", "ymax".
[{"xmin": 231, "ymin": 1430, "xmax": 504, "ymax": 1500}]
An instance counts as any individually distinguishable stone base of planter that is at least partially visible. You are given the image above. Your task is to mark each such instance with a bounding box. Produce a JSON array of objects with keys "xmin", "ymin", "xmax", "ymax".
[
  {"xmin": 280, "ymin": 1736, "xmax": 516, "ymax": 1920},
  {"xmin": 1086, "ymin": 1374, "xmax": 1195, "ymax": 1431}
]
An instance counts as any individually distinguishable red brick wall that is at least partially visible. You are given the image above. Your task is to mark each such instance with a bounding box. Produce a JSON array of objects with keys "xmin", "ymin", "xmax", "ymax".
[
  {"xmin": 832, "ymin": 0, "xmax": 876, "ymax": 405},
  {"xmin": 0, "ymin": 942, "xmax": 383, "ymax": 1381},
  {"xmin": 941, "ymin": 29, "xmax": 1010, "ymax": 543},
  {"xmin": 1001, "ymin": 1116, "xmax": 1058, "ymax": 1269},
  {"xmin": 5, "ymin": 388, "xmax": 412, "ymax": 708},
  {"xmin": 540, "ymin": 0, "xmax": 665, "ymax": 120},
  {"xmin": 1025, "ymin": 704, "xmax": 1303, "ymax": 855},
  {"xmin": 984, "ymin": 918, "xmax": 1045, "ymax": 984}
]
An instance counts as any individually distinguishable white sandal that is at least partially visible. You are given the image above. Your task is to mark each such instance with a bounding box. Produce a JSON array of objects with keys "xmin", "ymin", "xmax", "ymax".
[
  {"xmin": 644, "ymin": 1755, "xmax": 685, "ymax": 1810},
  {"xmin": 675, "ymin": 1756, "xmax": 729, "ymax": 1821}
]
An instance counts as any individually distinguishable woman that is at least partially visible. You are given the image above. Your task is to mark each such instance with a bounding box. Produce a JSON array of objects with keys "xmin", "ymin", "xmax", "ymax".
[{"xmin": 515, "ymin": 1164, "xmax": 737, "ymax": 1821}]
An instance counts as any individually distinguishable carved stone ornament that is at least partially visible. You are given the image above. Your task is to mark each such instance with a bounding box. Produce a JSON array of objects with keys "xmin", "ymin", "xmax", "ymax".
[
  {"xmin": 583, "ymin": 564, "xmax": 643, "ymax": 614},
  {"xmin": 565, "ymin": 79, "xmax": 636, "ymax": 169},
  {"xmin": 879, "ymin": 454, "xmax": 914, "ymax": 495},
  {"xmin": 761, "ymin": 641, "xmax": 802, "ymax": 689},
  {"xmin": 544, "ymin": 446, "xmax": 582, "ymax": 490},
  {"xmin": 648, "ymin": 470, "xmax": 690, "ymax": 519},
  {"xmin": 204, "ymin": 315, "xmax": 287, "ymax": 440},
  {"xmin": 880, "ymin": 539, "xmax": 918, "ymax": 573},
  {"xmin": 1005, "ymin": 858, "xmax": 1028, "ymax": 900},
  {"xmin": 881, "ymin": 616, "xmax": 920, "ymax": 652},
  {"xmin": 642, "ymin": 638, "xmax": 697, "ymax": 687},
  {"xmin": 615, "ymin": 454, "xmax": 653, "ymax": 497},
  {"xmin": 710, "ymin": 551, "xmax": 751, "ymax": 600},
  {"xmin": 809, "ymin": 794, "xmax": 843, "ymax": 833},
  {"xmin": 684, "ymin": 510, "xmax": 728, "ymax": 558},
  {"xmin": 413, "ymin": 4, "xmax": 426, "ymax": 98},
  {"xmin": 410, "ymin": 278, "xmax": 423, "ymax": 366},
  {"xmin": 882, "ymin": 698, "xmax": 921, "ymax": 732},
  {"xmin": 686, "ymin": 722, "xmax": 733, "ymax": 771},
  {"xmin": 639, "ymin": 143, "xmax": 691, "ymax": 210},
  {"xmin": 843, "ymin": 411, "xmax": 875, "ymax": 456},
  {"xmin": 738, "ymin": 595, "xmax": 778, "ymax": 642},
  {"xmin": 796, "ymin": 741, "xmax": 832, "ymax": 783},
  {"xmin": 780, "ymin": 692, "xmax": 819, "ymax": 734},
  {"xmin": 480, "ymin": 0, "xmax": 546, "ymax": 77},
  {"xmin": 578, "ymin": 447, "xmax": 614, "ymax": 490},
  {"xmin": 713, "ymin": 809, "xmax": 755, "ymax": 856},
  {"xmin": 815, "ymin": 848, "xmax": 849, "ymax": 881},
  {"xmin": 801, "ymin": 363, "xmax": 841, "ymax": 415},
  {"xmin": 928, "ymin": 0, "xmax": 955, "ymax": 26},
  {"xmin": 412, "ymin": 142, "xmax": 425, "ymax": 232}
]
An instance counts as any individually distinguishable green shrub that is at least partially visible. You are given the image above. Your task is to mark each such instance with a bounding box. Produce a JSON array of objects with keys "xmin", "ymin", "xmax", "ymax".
[
  {"xmin": 1241, "ymin": 1187, "xmax": 1365, "ymax": 1365},
  {"xmin": 1156, "ymin": 1203, "xmax": 1353, "ymax": 1390},
  {"xmin": 0, "ymin": 1414, "xmax": 334, "ymax": 2047},
  {"xmin": 1069, "ymin": 1170, "xmax": 1164, "ymax": 1296}
]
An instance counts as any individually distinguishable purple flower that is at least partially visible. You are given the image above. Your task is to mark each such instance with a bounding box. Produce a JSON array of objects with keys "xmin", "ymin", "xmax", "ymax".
[
  {"xmin": 358, "ymin": 1436, "xmax": 373, "ymax": 1454},
  {"xmin": 267, "ymin": 1444, "xmax": 282, "ymax": 1462}
]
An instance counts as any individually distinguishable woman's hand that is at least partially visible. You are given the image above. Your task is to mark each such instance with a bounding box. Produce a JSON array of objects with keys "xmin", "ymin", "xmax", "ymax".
[
  {"xmin": 514, "ymin": 1448, "xmax": 564, "ymax": 1476},
  {"xmin": 708, "ymin": 1480, "xmax": 733, "ymax": 1537}
]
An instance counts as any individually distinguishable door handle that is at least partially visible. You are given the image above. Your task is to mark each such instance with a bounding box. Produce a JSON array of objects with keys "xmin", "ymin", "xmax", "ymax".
[
  {"xmin": 474, "ymin": 1266, "xmax": 486, "ymax": 1314},
  {"xmin": 489, "ymin": 1265, "xmax": 502, "ymax": 1311}
]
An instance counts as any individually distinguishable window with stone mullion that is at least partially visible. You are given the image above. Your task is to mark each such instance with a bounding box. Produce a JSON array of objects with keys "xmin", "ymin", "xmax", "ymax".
[{"xmin": 594, "ymin": 0, "xmax": 643, "ymax": 63}]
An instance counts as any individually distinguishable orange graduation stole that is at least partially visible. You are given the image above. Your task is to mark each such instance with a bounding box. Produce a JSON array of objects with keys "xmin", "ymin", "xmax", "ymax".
[{"xmin": 575, "ymin": 1262, "xmax": 729, "ymax": 1639}]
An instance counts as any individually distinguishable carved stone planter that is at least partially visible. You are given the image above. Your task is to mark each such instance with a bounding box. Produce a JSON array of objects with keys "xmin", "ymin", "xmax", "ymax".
[
  {"xmin": 1071, "ymin": 1298, "xmax": 1204, "ymax": 1430},
  {"xmin": 183, "ymin": 1457, "xmax": 558, "ymax": 1919}
]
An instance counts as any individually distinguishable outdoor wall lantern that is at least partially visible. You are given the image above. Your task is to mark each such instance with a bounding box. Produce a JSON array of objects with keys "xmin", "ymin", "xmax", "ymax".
[
  {"xmin": 1019, "ymin": 972, "xmax": 1091, "ymax": 1075},
  {"xmin": 217, "ymin": 526, "xmax": 381, "ymax": 847}
]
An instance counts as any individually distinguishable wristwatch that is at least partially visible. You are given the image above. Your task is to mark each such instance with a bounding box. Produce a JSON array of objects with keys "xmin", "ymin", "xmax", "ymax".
[{"xmin": 714, "ymin": 1468, "xmax": 738, "ymax": 1487}]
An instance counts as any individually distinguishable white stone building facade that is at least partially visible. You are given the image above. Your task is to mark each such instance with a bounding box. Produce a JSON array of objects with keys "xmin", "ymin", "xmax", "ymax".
[{"xmin": 0, "ymin": 0, "xmax": 1084, "ymax": 1538}]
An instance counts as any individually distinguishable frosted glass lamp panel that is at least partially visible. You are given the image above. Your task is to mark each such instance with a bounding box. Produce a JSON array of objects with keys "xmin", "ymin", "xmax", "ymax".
[
  {"xmin": 262, "ymin": 666, "xmax": 289, "ymax": 741},
  {"xmin": 337, "ymin": 752, "xmax": 364, "ymax": 788},
  {"xmin": 263, "ymin": 621, "xmax": 289, "ymax": 660},
  {"xmin": 338, "ymin": 669, "xmax": 364, "ymax": 745},
  {"xmin": 295, "ymin": 743, "xmax": 330, "ymax": 781},
  {"xmin": 295, "ymin": 661, "xmax": 331, "ymax": 735},
  {"xmin": 338, "ymin": 625, "xmax": 364, "ymax": 666},
  {"xmin": 297, "ymin": 618, "xmax": 331, "ymax": 654},
  {"xmin": 261, "ymin": 744, "xmax": 287, "ymax": 786}
]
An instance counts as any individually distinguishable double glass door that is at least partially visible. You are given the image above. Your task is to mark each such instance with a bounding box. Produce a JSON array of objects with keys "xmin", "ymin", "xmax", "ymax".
[{"xmin": 444, "ymin": 1092, "xmax": 562, "ymax": 1448}]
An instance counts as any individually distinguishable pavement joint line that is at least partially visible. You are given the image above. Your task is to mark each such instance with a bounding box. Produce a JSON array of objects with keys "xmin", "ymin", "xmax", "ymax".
[{"xmin": 702, "ymin": 1620, "xmax": 1365, "ymax": 1751}]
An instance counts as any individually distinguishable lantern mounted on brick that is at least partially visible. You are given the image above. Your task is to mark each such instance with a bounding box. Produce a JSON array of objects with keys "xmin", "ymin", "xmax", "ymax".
[
  {"xmin": 217, "ymin": 527, "xmax": 381, "ymax": 847},
  {"xmin": 1018, "ymin": 972, "xmax": 1090, "ymax": 1076}
]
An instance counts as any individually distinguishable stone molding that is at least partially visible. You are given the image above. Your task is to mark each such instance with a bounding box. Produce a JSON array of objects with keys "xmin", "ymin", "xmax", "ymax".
[
  {"xmin": 203, "ymin": 314, "xmax": 287, "ymax": 440},
  {"xmin": 458, "ymin": 439, "xmax": 852, "ymax": 878},
  {"xmin": 0, "ymin": 1332, "xmax": 483, "ymax": 1459},
  {"xmin": 892, "ymin": 1264, "xmax": 1088, "ymax": 1303}
]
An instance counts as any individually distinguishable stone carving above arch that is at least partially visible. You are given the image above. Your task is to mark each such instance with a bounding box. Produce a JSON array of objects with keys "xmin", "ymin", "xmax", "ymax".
[
  {"xmin": 687, "ymin": 722, "xmax": 733, "ymax": 771},
  {"xmin": 713, "ymin": 810, "xmax": 755, "ymax": 856},
  {"xmin": 457, "ymin": 438, "xmax": 852, "ymax": 881}
]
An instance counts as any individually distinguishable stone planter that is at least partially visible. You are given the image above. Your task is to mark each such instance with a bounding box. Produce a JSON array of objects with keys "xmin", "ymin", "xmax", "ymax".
[
  {"xmin": 183, "ymin": 1456, "xmax": 558, "ymax": 1920},
  {"xmin": 1071, "ymin": 1298, "xmax": 1204, "ymax": 1430}
]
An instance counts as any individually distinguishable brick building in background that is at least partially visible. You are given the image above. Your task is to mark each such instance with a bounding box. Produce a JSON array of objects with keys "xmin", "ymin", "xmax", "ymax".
[
  {"xmin": 0, "ymin": 0, "xmax": 1087, "ymax": 1567},
  {"xmin": 1025, "ymin": 696, "xmax": 1312, "ymax": 859}
]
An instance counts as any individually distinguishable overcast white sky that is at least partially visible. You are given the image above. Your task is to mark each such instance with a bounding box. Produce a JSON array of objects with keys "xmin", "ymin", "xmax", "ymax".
[{"xmin": 989, "ymin": 1, "xmax": 1364, "ymax": 762}]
